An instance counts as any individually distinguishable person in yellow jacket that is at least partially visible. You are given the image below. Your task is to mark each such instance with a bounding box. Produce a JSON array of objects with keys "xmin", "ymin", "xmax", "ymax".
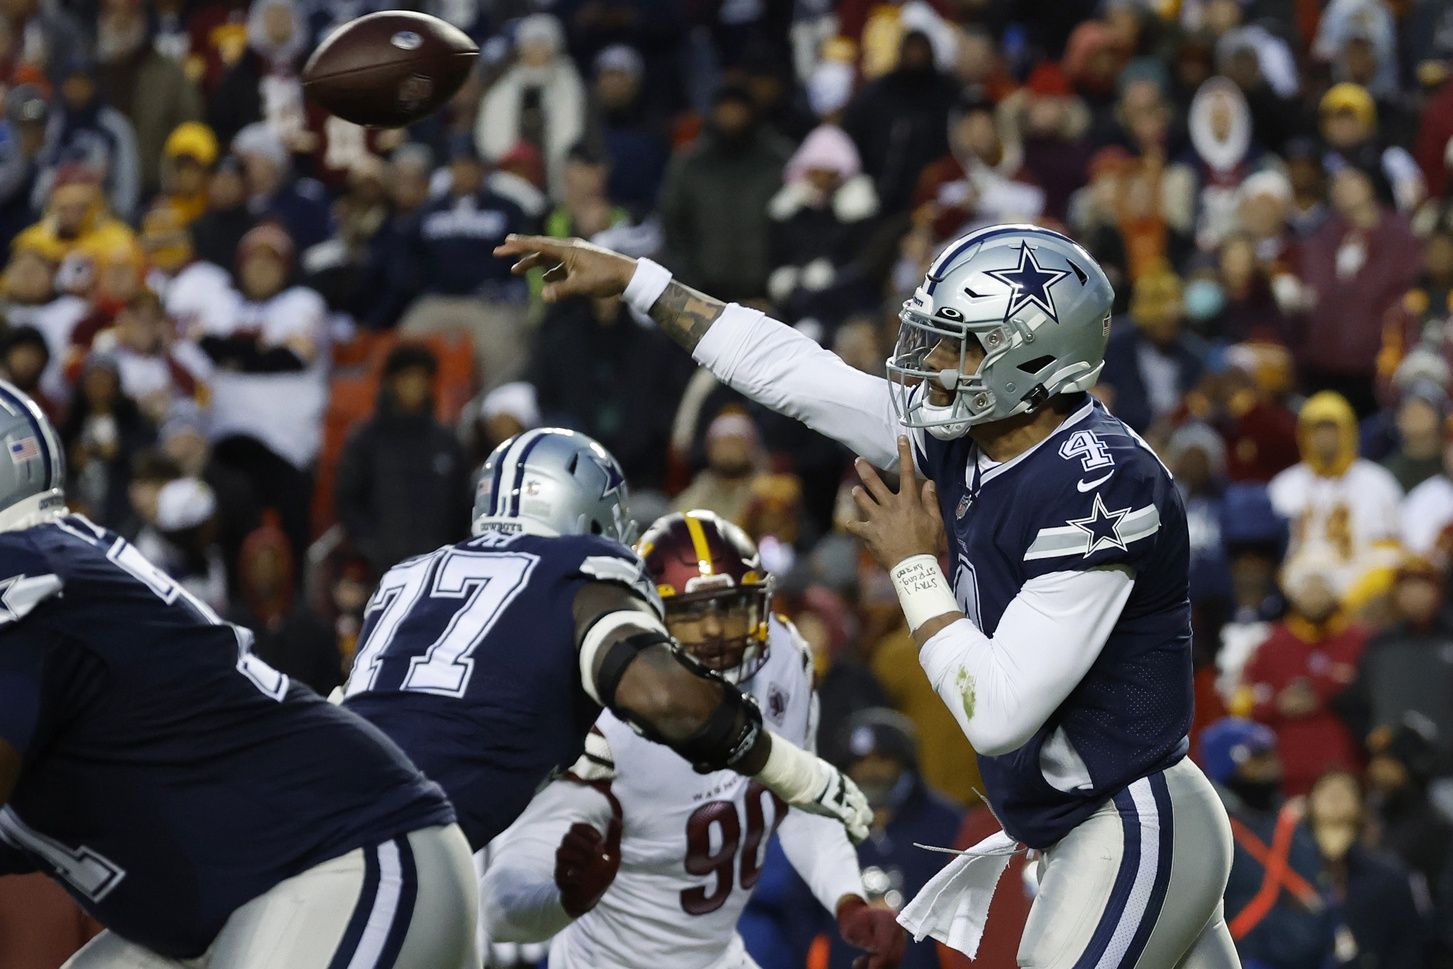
[
  {"xmin": 1268, "ymin": 391, "xmax": 1403, "ymax": 613},
  {"xmin": 12, "ymin": 163, "xmax": 136, "ymax": 266}
]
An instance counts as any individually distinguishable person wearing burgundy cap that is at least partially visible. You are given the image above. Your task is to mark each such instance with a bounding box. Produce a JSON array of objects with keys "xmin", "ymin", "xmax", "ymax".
[
  {"xmin": 196, "ymin": 220, "xmax": 326, "ymax": 568},
  {"xmin": 1002, "ymin": 62, "xmax": 1093, "ymax": 221}
]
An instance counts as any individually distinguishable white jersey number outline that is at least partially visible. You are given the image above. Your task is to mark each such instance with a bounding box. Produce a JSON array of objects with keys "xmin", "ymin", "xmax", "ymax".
[{"xmin": 347, "ymin": 549, "xmax": 539, "ymax": 699}]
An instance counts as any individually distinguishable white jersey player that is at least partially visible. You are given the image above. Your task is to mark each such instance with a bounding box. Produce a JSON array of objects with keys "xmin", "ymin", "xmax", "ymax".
[
  {"xmin": 495, "ymin": 227, "xmax": 1239, "ymax": 968},
  {"xmin": 481, "ymin": 511, "xmax": 904, "ymax": 969}
]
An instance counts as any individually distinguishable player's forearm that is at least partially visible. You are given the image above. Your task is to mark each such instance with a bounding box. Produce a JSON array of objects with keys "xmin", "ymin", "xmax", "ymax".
[
  {"xmin": 480, "ymin": 863, "xmax": 574, "ymax": 943},
  {"xmin": 688, "ymin": 303, "xmax": 905, "ymax": 470},
  {"xmin": 917, "ymin": 567, "xmax": 1134, "ymax": 756},
  {"xmin": 778, "ymin": 808, "xmax": 866, "ymax": 913},
  {"xmin": 647, "ymin": 279, "xmax": 728, "ymax": 352}
]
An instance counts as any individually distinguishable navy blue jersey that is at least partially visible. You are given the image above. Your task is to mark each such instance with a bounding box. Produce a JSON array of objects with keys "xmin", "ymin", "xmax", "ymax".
[
  {"xmin": 915, "ymin": 399, "xmax": 1192, "ymax": 848},
  {"xmin": 343, "ymin": 525, "xmax": 659, "ymax": 850},
  {"xmin": 0, "ymin": 515, "xmax": 454, "ymax": 958}
]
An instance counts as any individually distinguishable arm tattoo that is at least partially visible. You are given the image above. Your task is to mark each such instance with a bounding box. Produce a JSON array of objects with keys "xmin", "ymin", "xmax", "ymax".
[{"xmin": 647, "ymin": 280, "xmax": 726, "ymax": 352}]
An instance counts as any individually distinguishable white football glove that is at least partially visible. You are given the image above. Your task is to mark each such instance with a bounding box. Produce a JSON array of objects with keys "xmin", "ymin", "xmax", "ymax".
[{"xmin": 753, "ymin": 733, "xmax": 872, "ymax": 843}]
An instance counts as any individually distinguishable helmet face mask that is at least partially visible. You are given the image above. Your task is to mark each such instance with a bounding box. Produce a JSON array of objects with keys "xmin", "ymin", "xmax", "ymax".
[
  {"xmin": 664, "ymin": 585, "xmax": 772, "ymax": 683},
  {"xmin": 886, "ymin": 225, "xmax": 1115, "ymax": 438}
]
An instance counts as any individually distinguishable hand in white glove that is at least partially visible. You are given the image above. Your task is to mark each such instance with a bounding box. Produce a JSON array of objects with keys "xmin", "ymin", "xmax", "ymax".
[{"xmin": 753, "ymin": 733, "xmax": 872, "ymax": 843}]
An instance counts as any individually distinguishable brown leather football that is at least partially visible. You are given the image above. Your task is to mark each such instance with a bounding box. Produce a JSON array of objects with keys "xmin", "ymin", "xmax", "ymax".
[{"xmin": 302, "ymin": 11, "xmax": 478, "ymax": 128}]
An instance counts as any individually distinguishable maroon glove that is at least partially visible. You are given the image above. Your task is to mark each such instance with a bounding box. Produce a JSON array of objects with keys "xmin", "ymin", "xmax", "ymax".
[
  {"xmin": 554, "ymin": 818, "xmax": 622, "ymax": 917},
  {"xmin": 837, "ymin": 895, "xmax": 907, "ymax": 969}
]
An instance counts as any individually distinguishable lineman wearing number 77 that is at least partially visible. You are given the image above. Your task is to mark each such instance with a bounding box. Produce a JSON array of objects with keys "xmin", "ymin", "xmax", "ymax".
[
  {"xmin": 494, "ymin": 226, "xmax": 1241, "ymax": 969},
  {"xmin": 340, "ymin": 428, "xmax": 871, "ymax": 861}
]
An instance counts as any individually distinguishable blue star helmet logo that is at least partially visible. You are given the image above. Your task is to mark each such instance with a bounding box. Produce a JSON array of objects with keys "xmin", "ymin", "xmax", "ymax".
[
  {"xmin": 587, "ymin": 450, "xmax": 625, "ymax": 499},
  {"xmin": 984, "ymin": 242, "xmax": 1072, "ymax": 323},
  {"xmin": 1067, "ymin": 493, "xmax": 1130, "ymax": 556}
]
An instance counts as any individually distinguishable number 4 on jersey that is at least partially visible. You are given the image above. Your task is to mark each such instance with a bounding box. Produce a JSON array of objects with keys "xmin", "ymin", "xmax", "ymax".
[{"xmin": 1058, "ymin": 430, "xmax": 1113, "ymax": 471}]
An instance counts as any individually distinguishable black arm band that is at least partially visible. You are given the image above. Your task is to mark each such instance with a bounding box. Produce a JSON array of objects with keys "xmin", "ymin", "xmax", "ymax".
[
  {"xmin": 593, "ymin": 629, "xmax": 672, "ymax": 709},
  {"xmin": 672, "ymin": 681, "xmax": 763, "ymax": 773}
]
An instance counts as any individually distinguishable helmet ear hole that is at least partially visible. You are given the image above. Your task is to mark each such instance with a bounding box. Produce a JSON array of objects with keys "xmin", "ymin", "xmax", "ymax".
[{"xmin": 1017, "ymin": 354, "xmax": 1056, "ymax": 374}]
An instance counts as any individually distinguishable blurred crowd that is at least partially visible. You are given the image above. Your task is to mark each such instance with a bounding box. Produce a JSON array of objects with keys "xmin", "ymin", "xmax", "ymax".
[{"xmin": 3, "ymin": 0, "xmax": 1453, "ymax": 966}]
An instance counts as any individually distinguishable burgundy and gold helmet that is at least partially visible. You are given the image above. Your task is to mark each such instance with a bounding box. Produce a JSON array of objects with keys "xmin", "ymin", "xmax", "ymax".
[{"xmin": 637, "ymin": 509, "xmax": 773, "ymax": 683}]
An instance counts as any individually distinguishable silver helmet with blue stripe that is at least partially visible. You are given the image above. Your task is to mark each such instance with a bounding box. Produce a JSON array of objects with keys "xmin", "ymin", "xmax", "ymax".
[
  {"xmin": 888, "ymin": 224, "xmax": 1114, "ymax": 439},
  {"xmin": 472, "ymin": 428, "xmax": 635, "ymax": 544},
  {"xmin": 0, "ymin": 380, "xmax": 65, "ymax": 532}
]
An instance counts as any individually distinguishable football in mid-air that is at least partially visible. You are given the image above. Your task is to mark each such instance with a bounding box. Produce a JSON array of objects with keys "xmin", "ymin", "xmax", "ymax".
[{"xmin": 302, "ymin": 11, "xmax": 478, "ymax": 128}]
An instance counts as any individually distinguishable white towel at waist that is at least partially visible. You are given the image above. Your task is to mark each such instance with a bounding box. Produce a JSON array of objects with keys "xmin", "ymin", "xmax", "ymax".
[{"xmin": 895, "ymin": 830, "xmax": 1020, "ymax": 959}]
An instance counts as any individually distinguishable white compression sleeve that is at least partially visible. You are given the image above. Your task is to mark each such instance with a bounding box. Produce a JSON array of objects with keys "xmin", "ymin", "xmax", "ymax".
[
  {"xmin": 479, "ymin": 780, "xmax": 616, "ymax": 943},
  {"xmin": 778, "ymin": 808, "xmax": 866, "ymax": 912},
  {"xmin": 918, "ymin": 566, "xmax": 1135, "ymax": 756},
  {"xmin": 692, "ymin": 304, "xmax": 909, "ymax": 471}
]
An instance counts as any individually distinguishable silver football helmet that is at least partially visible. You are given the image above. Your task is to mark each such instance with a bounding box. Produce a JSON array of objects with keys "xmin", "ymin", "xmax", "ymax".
[
  {"xmin": 472, "ymin": 428, "xmax": 635, "ymax": 544},
  {"xmin": 888, "ymin": 224, "xmax": 1115, "ymax": 439},
  {"xmin": 0, "ymin": 380, "xmax": 65, "ymax": 532}
]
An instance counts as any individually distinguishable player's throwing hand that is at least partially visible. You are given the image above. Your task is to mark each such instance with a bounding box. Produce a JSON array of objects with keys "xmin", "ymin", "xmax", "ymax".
[
  {"xmin": 493, "ymin": 234, "xmax": 637, "ymax": 303},
  {"xmin": 845, "ymin": 436, "xmax": 945, "ymax": 571},
  {"xmin": 554, "ymin": 818, "xmax": 623, "ymax": 918}
]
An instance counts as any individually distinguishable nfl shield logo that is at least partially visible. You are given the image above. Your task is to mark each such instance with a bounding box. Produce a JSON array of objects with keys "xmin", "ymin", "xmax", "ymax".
[
  {"xmin": 767, "ymin": 684, "xmax": 787, "ymax": 724},
  {"xmin": 956, "ymin": 493, "xmax": 972, "ymax": 519}
]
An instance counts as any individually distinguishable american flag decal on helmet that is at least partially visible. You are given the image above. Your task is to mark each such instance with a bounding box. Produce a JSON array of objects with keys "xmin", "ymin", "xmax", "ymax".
[{"xmin": 9, "ymin": 437, "xmax": 40, "ymax": 461}]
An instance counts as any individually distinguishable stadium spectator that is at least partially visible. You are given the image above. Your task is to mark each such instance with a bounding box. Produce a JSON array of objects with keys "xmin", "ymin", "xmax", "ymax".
[
  {"xmin": 586, "ymin": 44, "xmax": 670, "ymax": 214},
  {"xmin": 231, "ymin": 121, "xmax": 329, "ymax": 252},
  {"xmin": 89, "ymin": 289, "xmax": 209, "ymax": 424},
  {"xmin": 1319, "ymin": 83, "xmax": 1425, "ymax": 214},
  {"xmin": 1380, "ymin": 209, "xmax": 1453, "ymax": 388},
  {"xmin": 0, "ymin": 325, "xmax": 51, "ymax": 417},
  {"xmin": 140, "ymin": 203, "xmax": 235, "ymax": 335},
  {"xmin": 189, "ymin": 154, "xmax": 253, "ymax": 268},
  {"xmin": 999, "ymin": 62, "xmax": 1092, "ymax": 222},
  {"xmin": 671, "ymin": 409, "xmax": 767, "ymax": 523},
  {"xmin": 0, "ymin": 84, "xmax": 49, "ymax": 249},
  {"xmin": 229, "ymin": 513, "xmax": 340, "ymax": 695},
  {"xmin": 95, "ymin": 0, "xmax": 202, "ymax": 200},
  {"xmin": 476, "ymin": 14, "xmax": 585, "ymax": 200},
  {"xmin": 1242, "ymin": 553, "xmax": 1369, "ymax": 796},
  {"xmin": 41, "ymin": 52, "xmax": 141, "ymax": 222},
  {"xmin": 917, "ymin": 97, "xmax": 1043, "ymax": 245},
  {"xmin": 393, "ymin": 134, "xmax": 532, "ymax": 389},
  {"xmin": 1415, "ymin": 74, "xmax": 1453, "ymax": 200},
  {"xmin": 14, "ymin": 162, "xmax": 135, "ymax": 264},
  {"xmin": 1202, "ymin": 232, "xmax": 1293, "ymax": 344},
  {"xmin": 198, "ymin": 221, "xmax": 326, "ymax": 565},
  {"xmin": 1380, "ymin": 383, "xmax": 1448, "ymax": 492},
  {"xmin": 1361, "ymin": 715, "xmax": 1453, "ymax": 903},
  {"xmin": 788, "ymin": 584, "xmax": 888, "ymax": 752},
  {"xmin": 1269, "ymin": 392, "xmax": 1403, "ymax": 604},
  {"xmin": 154, "ymin": 121, "xmax": 219, "ymax": 227},
  {"xmin": 530, "ymin": 291, "xmax": 690, "ymax": 489},
  {"xmin": 767, "ymin": 124, "xmax": 879, "ymax": 326},
  {"xmin": 1307, "ymin": 769, "xmax": 1429, "ymax": 969},
  {"xmin": 301, "ymin": 156, "xmax": 390, "ymax": 322},
  {"xmin": 1184, "ymin": 76, "xmax": 1270, "ymax": 253},
  {"xmin": 1400, "ymin": 423, "xmax": 1453, "ymax": 560},
  {"xmin": 1168, "ymin": 423, "xmax": 1233, "ymax": 617},
  {"xmin": 0, "ymin": 240, "xmax": 85, "ymax": 404},
  {"xmin": 814, "ymin": 709, "xmax": 965, "ymax": 969},
  {"xmin": 844, "ymin": 31, "xmax": 957, "ymax": 214},
  {"xmin": 661, "ymin": 84, "xmax": 791, "ymax": 302},
  {"xmin": 1099, "ymin": 267, "xmax": 1208, "ymax": 433},
  {"xmin": 542, "ymin": 142, "xmax": 627, "ymax": 243},
  {"xmin": 60, "ymin": 353, "xmax": 156, "ymax": 527},
  {"xmin": 1343, "ymin": 557, "xmax": 1453, "ymax": 764},
  {"xmin": 207, "ymin": 0, "xmax": 308, "ymax": 147},
  {"xmin": 1202, "ymin": 717, "xmax": 1334, "ymax": 969},
  {"xmin": 135, "ymin": 475, "xmax": 227, "ymax": 612},
  {"xmin": 334, "ymin": 343, "xmax": 469, "ymax": 577}
]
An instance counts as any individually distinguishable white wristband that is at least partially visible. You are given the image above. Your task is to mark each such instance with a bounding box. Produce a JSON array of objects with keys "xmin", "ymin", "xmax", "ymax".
[
  {"xmin": 889, "ymin": 554, "xmax": 960, "ymax": 632},
  {"xmin": 623, "ymin": 258, "xmax": 672, "ymax": 314}
]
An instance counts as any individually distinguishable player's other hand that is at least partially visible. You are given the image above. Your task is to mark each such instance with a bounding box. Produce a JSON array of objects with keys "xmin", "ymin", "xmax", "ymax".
[
  {"xmin": 798, "ymin": 759, "xmax": 873, "ymax": 844},
  {"xmin": 845, "ymin": 435, "xmax": 945, "ymax": 571},
  {"xmin": 493, "ymin": 234, "xmax": 637, "ymax": 304},
  {"xmin": 554, "ymin": 818, "xmax": 622, "ymax": 917},
  {"xmin": 837, "ymin": 896, "xmax": 907, "ymax": 969}
]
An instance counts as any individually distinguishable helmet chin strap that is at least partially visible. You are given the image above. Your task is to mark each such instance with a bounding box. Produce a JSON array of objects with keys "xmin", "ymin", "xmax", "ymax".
[{"xmin": 919, "ymin": 369, "xmax": 975, "ymax": 440}]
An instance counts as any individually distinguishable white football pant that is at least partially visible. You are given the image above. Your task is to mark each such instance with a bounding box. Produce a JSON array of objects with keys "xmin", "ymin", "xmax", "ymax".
[
  {"xmin": 63, "ymin": 824, "xmax": 478, "ymax": 969},
  {"xmin": 1017, "ymin": 758, "xmax": 1240, "ymax": 969}
]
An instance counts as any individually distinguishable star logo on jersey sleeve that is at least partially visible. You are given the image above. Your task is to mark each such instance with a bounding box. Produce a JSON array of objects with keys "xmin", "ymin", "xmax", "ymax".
[
  {"xmin": 1067, "ymin": 493, "xmax": 1131, "ymax": 556},
  {"xmin": 984, "ymin": 242, "xmax": 1071, "ymax": 322}
]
